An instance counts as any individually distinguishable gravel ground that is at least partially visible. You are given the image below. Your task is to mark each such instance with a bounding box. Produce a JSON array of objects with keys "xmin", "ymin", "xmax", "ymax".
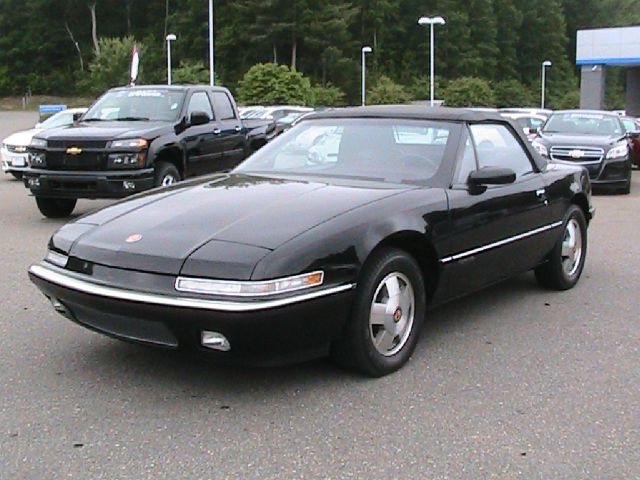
[{"xmin": 1, "ymin": 112, "xmax": 638, "ymax": 479}]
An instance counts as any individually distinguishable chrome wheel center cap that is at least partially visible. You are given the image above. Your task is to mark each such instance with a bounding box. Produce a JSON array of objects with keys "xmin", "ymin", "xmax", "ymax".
[{"xmin": 393, "ymin": 307, "xmax": 402, "ymax": 323}]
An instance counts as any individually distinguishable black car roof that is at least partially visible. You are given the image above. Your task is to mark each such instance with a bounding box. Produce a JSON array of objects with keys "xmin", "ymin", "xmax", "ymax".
[
  {"xmin": 306, "ymin": 105, "xmax": 507, "ymax": 123},
  {"xmin": 109, "ymin": 84, "xmax": 229, "ymax": 93}
]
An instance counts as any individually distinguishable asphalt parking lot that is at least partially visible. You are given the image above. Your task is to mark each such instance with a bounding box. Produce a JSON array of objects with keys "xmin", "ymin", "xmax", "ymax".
[{"xmin": 0, "ymin": 112, "xmax": 639, "ymax": 479}]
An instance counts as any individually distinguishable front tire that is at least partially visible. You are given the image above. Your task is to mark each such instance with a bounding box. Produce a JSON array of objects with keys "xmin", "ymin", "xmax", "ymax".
[
  {"xmin": 35, "ymin": 197, "xmax": 77, "ymax": 218},
  {"xmin": 154, "ymin": 161, "xmax": 181, "ymax": 188},
  {"xmin": 535, "ymin": 205, "xmax": 587, "ymax": 290},
  {"xmin": 332, "ymin": 248, "xmax": 426, "ymax": 377}
]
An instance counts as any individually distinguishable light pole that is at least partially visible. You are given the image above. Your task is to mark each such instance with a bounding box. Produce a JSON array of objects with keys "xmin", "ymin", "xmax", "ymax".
[
  {"xmin": 166, "ymin": 34, "xmax": 176, "ymax": 85},
  {"xmin": 541, "ymin": 60, "xmax": 552, "ymax": 109},
  {"xmin": 361, "ymin": 46, "xmax": 372, "ymax": 106},
  {"xmin": 418, "ymin": 16, "xmax": 446, "ymax": 107},
  {"xmin": 209, "ymin": 0, "xmax": 214, "ymax": 86}
]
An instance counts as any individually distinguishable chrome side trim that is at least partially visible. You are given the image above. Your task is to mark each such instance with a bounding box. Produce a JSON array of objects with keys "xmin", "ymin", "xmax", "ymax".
[
  {"xmin": 29, "ymin": 264, "xmax": 355, "ymax": 313},
  {"xmin": 441, "ymin": 221, "xmax": 563, "ymax": 264}
]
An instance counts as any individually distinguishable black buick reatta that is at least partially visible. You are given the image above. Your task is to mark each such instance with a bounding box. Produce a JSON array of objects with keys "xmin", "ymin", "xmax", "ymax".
[{"xmin": 29, "ymin": 107, "xmax": 594, "ymax": 376}]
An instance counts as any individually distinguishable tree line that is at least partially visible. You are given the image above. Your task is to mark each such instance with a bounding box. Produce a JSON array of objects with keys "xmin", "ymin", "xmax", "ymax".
[{"xmin": 0, "ymin": 0, "xmax": 638, "ymax": 108}]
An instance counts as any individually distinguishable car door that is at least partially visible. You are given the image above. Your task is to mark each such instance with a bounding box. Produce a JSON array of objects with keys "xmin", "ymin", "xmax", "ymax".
[
  {"xmin": 444, "ymin": 123, "xmax": 556, "ymax": 296},
  {"xmin": 210, "ymin": 91, "xmax": 246, "ymax": 170},
  {"xmin": 183, "ymin": 91, "xmax": 220, "ymax": 176}
]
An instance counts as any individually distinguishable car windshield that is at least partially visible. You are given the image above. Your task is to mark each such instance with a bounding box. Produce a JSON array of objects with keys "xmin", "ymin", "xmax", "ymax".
[
  {"xmin": 83, "ymin": 89, "xmax": 185, "ymax": 122},
  {"xmin": 235, "ymin": 118, "xmax": 455, "ymax": 184},
  {"xmin": 543, "ymin": 113, "xmax": 622, "ymax": 136},
  {"xmin": 39, "ymin": 111, "xmax": 81, "ymax": 129}
]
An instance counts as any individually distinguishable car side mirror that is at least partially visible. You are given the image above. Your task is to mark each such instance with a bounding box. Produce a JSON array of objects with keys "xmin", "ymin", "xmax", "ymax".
[
  {"xmin": 468, "ymin": 167, "xmax": 516, "ymax": 187},
  {"xmin": 189, "ymin": 111, "xmax": 210, "ymax": 126},
  {"xmin": 528, "ymin": 127, "xmax": 538, "ymax": 135},
  {"xmin": 72, "ymin": 112, "xmax": 83, "ymax": 122}
]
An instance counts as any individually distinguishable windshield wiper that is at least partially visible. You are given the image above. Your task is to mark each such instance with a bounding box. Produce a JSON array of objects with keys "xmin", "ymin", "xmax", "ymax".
[
  {"xmin": 114, "ymin": 116, "xmax": 151, "ymax": 121},
  {"xmin": 82, "ymin": 118, "xmax": 106, "ymax": 122}
]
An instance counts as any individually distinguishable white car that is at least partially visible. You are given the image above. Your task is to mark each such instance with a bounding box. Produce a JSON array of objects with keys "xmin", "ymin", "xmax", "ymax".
[
  {"xmin": 1, "ymin": 108, "xmax": 87, "ymax": 179},
  {"xmin": 501, "ymin": 112, "xmax": 548, "ymax": 139},
  {"xmin": 251, "ymin": 106, "xmax": 313, "ymax": 121}
]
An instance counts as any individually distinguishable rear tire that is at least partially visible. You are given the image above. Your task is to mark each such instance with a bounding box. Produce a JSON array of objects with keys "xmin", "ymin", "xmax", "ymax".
[
  {"xmin": 35, "ymin": 197, "xmax": 77, "ymax": 218},
  {"xmin": 535, "ymin": 205, "xmax": 587, "ymax": 290},
  {"xmin": 154, "ymin": 161, "xmax": 181, "ymax": 187},
  {"xmin": 331, "ymin": 248, "xmax": 426, "ymax": 377}
]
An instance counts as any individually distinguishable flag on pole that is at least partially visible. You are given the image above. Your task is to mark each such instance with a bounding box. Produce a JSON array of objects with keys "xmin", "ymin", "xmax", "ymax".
[{"xmin": 130, "ymin": 43, "xmax": 140, "ymax": 86}]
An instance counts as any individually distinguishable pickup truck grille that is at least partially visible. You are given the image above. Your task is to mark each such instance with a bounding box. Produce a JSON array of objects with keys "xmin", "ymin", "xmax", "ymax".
[
  {"xmin": 45, "ymin": 151, "xmax": 105, "ymax": 171},
  {"xmin": 47, "ymin": 140, "xmax": 109, "ymax": 149},
  {"xmin": 550, "ymin": 146, "xmax": 604, "ymax": 164}
]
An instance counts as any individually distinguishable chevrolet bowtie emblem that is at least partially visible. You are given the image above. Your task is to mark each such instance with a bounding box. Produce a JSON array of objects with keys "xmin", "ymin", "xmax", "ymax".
[
  {"xmin": 569, "ymin": 149, "xmax": 584, "ymax": 159},
  {"xmin": 66, "ymin": 146, "xmax": 82, "ymax": 155}
]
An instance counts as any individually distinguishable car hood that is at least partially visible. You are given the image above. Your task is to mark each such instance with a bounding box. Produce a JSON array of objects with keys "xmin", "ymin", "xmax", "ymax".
[
  {"xmin": 3, "ymin": 128, "xmax": 40, "ymax": 147},
  {"xmin": 37, "ymin": 121, "xmax": 171, "ymax": 142},
  {"xmin": 537, "ymin": 132, "xmax": 622, "ymax": 147},
  {"xmin": 59, "ymin": 174, "xmax": 411, "ymax": 276}
]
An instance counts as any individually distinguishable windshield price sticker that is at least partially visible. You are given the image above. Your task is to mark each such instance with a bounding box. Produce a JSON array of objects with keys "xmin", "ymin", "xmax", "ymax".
[
  {"xmin": 569, "ymin": 113, "xmax": 604, "ymax": 120},
  {"xmin": 127, "ymin": 90, "xmax": 163, "ymax": 98}
]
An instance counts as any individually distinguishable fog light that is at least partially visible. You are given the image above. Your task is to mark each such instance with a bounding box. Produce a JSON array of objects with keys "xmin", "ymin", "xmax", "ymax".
[
  {"xmin": 122, "ymin": 181, "xmax": 136, "ymax": 191},
  {"xmin": 27, "ymin": 177, "xmax": 40, "ymax": 188},
  {"xmin": 201, "ymin": 331, "xmax": 231, "ymax": 352}
]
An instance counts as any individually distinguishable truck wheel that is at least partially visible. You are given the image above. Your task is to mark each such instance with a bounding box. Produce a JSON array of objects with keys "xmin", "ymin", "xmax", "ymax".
[
  {"xmin": 35, "ymin": 197, "xmax": 77, "ymax": 218},
  {"xmin": 154, "ymin": 162, "xmax": 181, "ymax": 187}
]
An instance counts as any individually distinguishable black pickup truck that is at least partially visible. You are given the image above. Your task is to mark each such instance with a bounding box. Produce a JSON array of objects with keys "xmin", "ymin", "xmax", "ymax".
[{"xmin": 24, "ymin": 85, "xmax": 276, "ymax": 217}]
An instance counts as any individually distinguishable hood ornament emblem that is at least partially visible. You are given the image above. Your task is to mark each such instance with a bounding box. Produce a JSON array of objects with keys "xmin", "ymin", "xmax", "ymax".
[
  {"xmin": 126, "ymin": 233, "xmax": 143, "ymax": 243},
  {"xmin": 569, "ymin": 149, "xmax": 584, "ymax": 159}
]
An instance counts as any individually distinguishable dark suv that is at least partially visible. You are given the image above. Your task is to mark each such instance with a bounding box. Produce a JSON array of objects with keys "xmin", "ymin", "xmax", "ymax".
[
  {"xmin": 24, "ymin": 85, "xmax": 275, "ymax": 217},
  {"xmin": 532, "ymin": 110, "xmax": 632, "ymax": 194}
]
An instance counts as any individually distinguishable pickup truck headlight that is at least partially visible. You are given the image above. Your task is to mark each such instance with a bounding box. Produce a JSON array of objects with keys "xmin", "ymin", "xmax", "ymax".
[
  {"xmin": 532, "ymin": 140, "xmax": 548, "ymax": 157},
  {"xmin": 110, "ymin": 138, "xmax": 149, "ymax": 149},
  {"xmin": 175, "ymin": 271, "xmax": 324, "ymax": 297},
  {"xmin": 30, "ymin": 138, "xmax": 47, "ymax": 149},
  {"xmin": 606, "ymin": 142, "xmax": 628, "ymax": 160},
  {"xmin": 30, "ymin": 152, "xmax": 46, "ymax": 167},
  {"xmin": 107, "ymin": 152, "xmax": 146, "ymax": 169}
]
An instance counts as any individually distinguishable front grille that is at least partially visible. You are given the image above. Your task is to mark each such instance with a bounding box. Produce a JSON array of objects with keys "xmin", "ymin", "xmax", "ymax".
[
  {"xmin": 45, "ymin": 151, "xmax": 105, "ymax": 171},
  {"xmin": 550, "ymin": 146, "xmax": 604, "ymax": 164},
  {"xmin": 47, "ymin": 140, "xmax": 109, "ymax": 149}
]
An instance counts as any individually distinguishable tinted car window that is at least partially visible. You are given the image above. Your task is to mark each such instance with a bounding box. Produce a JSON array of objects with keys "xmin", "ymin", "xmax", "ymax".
[
  {"xmin": 236, "ymin": 119, "xmax": 457, "ymax": 184},
  {"xmin": 212, "ymin": 92, "xmax": 236, "ymax": 120},
  {"xmin": 187, "ymin": 92, "xmax": 214, "ymax": 120},
  {"xmin": 470, "ymin": 124, "xmax": 534, "ymax": 179}
]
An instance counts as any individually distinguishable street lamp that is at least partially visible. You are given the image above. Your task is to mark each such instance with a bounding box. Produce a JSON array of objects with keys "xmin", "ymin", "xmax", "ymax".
[
  {"xmin": 418, "ymin": 16, "xmax": 446, "ymax": 107},
  {"xmin": 541, "ymin": 60, "xmax": 552, "ymax": 109},
  {"xmin": 166, "ymin": 34, "xmax": 176, "ymax": 85},
  {"xmin": 361, "ymin": 46, "xmax": 372, "ymax": 106},
  {"xmin": 209, "ymin": 0, "xmax": 214, "ymax": 86}
]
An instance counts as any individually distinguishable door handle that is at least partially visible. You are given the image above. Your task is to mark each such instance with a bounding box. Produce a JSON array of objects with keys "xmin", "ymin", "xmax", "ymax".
[
  {"xmin": 536, "ymin": 188, "xmax": 549, "ymax": 205},
  {"xmin": 235, "ymin": 126, "xmax": 242, "ymax": 132},
  {"xmin": 213, "ymin": 128, "xmax": 221, "ymax": 135}
]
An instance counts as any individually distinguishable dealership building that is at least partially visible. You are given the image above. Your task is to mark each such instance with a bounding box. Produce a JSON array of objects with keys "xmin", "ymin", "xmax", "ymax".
[{"xmin": 578, "ymin": 26, "xmax": 640, "ymax": 115}]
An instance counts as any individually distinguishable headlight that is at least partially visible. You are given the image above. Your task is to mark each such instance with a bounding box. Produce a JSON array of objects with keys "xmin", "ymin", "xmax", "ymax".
[
  {"xmin": 606, "ymin": 142, "xmax": 628, "ymax": 160},
  {"xmin": 30, "ymin": 153, "xmax": 46, "ymax": 167},
  {"xmin": 110, "ymin": 138, "xmax": 149, "ymax": 149},
  {"xmin": 45, "ymin": 250, "xmax": 68, "ymax": 268},
  {"xmin": 175, "ymin": 271, "xmax": 324, "ymax": 297},
  {"xmin": 107, "ymin": 152, "xmax": 146, "ymax": 169},
  {"xmin": 532, "ymin": 140, "xmax": 548, "ymax": 157},
  {"xmin": 31, "ymin": 138, "xmax": 47, "ymax": 149}
]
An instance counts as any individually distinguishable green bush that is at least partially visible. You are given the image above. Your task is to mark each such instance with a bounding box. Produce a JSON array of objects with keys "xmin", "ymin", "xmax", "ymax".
[
  {"xmin": 310, "ymin": 83, "xmax": 346, "ymax": 107},
  {"xmin": 79, "ymin": 36, "xmax": 141, "ymax": 94},
  {"xmin": 408, "ymin": 76, "xmax": 446, "ymax": 102},
  {"xmin": 367, "ymin": 76, "xmax": 411, "ymax": 105},
  {"xmin": 493, "ymin": 79, "xmax": 534, "ymax": 108},
  {"xmin": 444, "ymin": 77, "xmax": 496, "ymax": 107},
  {"xmin": 172, "ymin": 61, "xmax": 210, "ymax": 84},
  {"xmin": 237, "ymin": 63, "xmax": 312, "ymax": 105},
  {"xmin": 549, "ymin": 90, "xmax": 580, "ymax": 110}
]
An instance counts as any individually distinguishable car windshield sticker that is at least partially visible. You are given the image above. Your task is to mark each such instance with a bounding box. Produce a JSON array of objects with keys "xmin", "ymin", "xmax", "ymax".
[{"xmin": 127, "ymin": 90, "xmax": 163, "ymax": 98}]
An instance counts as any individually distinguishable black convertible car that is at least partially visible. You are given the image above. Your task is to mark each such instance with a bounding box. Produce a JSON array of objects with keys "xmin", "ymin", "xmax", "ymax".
[{"xmin": 29, "ymin": 107, "xmax": 594, "ymax": 376}]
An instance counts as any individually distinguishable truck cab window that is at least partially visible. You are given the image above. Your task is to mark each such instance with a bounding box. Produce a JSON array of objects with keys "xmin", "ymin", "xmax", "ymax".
[{"xmin": 188, "ymin": 92, "xmax": 214, "ymax": 120}]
